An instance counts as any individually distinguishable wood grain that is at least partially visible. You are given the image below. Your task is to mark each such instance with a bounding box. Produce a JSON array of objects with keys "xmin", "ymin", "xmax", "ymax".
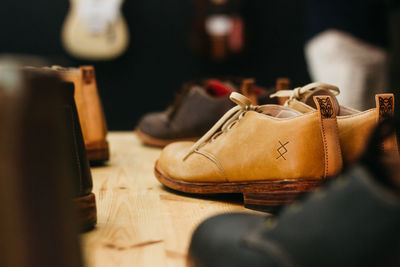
[{"xmin": 81, "ymin": 132, "xmax": 260, "ymax": 267}]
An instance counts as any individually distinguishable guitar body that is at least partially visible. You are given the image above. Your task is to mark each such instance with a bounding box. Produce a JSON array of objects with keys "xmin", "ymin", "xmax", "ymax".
[{"xmin": 61, "ymin": 0, "xmax": 129, "ymax": 60}]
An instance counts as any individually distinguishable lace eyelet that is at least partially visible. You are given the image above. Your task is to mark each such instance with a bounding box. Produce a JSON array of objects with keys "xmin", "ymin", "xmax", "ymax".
[
  {"xmin": 238, "ymin": 111, "xmax": 247, "ymax": 120},
  {"xmin": 227, "ymin": 120, "xmax": 238, "ymax": 130},
  {"xmin": 210, "ymin": 131, "xmax": 223, "ymax": 142}
]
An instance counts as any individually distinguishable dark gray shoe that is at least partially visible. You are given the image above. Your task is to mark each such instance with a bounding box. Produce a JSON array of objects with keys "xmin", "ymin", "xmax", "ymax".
[{"xmin": 136, "ymin": 77, "xmax": 282, "ymax": 147}]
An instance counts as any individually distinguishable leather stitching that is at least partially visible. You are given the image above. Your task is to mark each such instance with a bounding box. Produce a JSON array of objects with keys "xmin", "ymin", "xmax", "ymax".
[
  {"xmin": 325, "ymin": 118, "xmax": 342, "ymax": 177},
  {"xmin": 194, "ymin": 149, "xmax": 228, "ymax": 181},
  {"xmin": 320, "ymin": 116, "xmax": 329, "ymax": 179}
]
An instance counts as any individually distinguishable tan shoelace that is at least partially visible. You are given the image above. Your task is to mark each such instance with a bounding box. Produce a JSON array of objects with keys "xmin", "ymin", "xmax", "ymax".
[
  {"xmin": 270, "ymin": 82, "xmax": 340, "ymax": 105},
  {"xmin": 183, "ymin": 92, "xmax": 256, "ymax": 160}
]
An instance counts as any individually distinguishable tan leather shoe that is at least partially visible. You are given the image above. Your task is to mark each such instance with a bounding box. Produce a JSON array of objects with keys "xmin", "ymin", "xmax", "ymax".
[
  {"xmin": 51, "ymin": 65, "xmax": 110, "ymax": 163},
  {"xmin": 271, "ymin": 82, "xmax": 398, "ymax": 164},
  {"xmin": 155, "ymin": 92, "xmax": 343, "ymax": 211}
]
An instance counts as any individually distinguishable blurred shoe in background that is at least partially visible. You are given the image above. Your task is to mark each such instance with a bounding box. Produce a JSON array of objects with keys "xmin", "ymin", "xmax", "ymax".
[
  {"xmin": 0, "ymin": 66, "xmax": 84, "ymax": 267},
  {"xmin": 136, "ymin": 77, "xmax": 288, "ymax": 147},
  {"xmin": 305, "ymin": 29, "xmax": 388, "ymax": 110},
  {"xmin": 188, "ymin": 115, "xmax": 400, "ymax": 267},
  {"xmin": 50, "ymin": 65, "xmax": 110, "ymax": 164},
  {"xmin": 155, "ymin": 92, "xmax": 342, "ymax": 212}
]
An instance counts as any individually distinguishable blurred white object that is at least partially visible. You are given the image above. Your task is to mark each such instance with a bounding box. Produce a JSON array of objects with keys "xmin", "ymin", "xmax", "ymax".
[
  {"xmin": 205, "ymin": 15, "xmax": 233, "ymax": 36},
  {"xmin": 61, "ymin": 0, "xmax": 129, "ymax": 60},
  {"xmin": 305, "ymin": 29, "xmax": 388, "ymax": 110},
  {"xmin": 78, "ymin": 0, "xmax": 123, "ymax": 34}
]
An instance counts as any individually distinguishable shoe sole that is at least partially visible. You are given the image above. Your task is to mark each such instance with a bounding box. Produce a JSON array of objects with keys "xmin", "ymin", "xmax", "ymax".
[
  {"xmin": 86, "ymin": 140, "xmax": 109, "ymax": 163},
  {"xmin": 135, "ymin": 128, "xmax": 200, "ymax": 148},
  {"xmin": 73, "ymin": 192, "xmax": 97, "ymax": 232},
  {"xmin": 154, "ymin": 161, "xmax": 325, "ymax": 213}
]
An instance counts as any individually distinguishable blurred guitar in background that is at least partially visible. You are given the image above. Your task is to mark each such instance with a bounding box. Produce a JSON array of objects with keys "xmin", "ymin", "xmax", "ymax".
[
  {"xmin": 190, "ymin": 0, "xmax": 246, "ymax": 62},
  {"xmin": 61, "ymin": 0, "xmax": 129, "ymax": 60}
]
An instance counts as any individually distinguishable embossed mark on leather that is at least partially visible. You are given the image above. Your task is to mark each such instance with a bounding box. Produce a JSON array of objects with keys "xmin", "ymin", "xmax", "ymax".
[
  {"xmin": 316, "ymin": 97, "xmax": 334, "ymax": 118},
  {"xmin": 276, "ymin": 141, "xmax": 289, "ymax": 160},
  {"xmin": 379, "ymin": 96, "xmax": 393, "ymax": 118}
]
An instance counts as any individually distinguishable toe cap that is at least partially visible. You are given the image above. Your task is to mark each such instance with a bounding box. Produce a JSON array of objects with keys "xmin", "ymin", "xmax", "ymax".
[{"xmin": 157, "ymin": 142, "xmax": 227, "ymax": 182}]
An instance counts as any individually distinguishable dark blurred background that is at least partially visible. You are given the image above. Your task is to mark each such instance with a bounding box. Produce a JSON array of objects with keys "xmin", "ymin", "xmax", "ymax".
[{"xmin": 0, "ymin": 0, "xmax": 310, "ymax": 130}]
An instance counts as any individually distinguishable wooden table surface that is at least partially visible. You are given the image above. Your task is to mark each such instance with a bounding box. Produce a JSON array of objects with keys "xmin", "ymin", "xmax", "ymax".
[{"xmin": 81, "ymin": 132, "xmax": 260, "ymax": 267}]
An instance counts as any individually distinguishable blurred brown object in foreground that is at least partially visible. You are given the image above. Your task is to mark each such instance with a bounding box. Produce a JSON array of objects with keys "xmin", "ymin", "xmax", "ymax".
[{"xmin": 0, "ymin": 65, "xmax": 83, "ymax": 267}]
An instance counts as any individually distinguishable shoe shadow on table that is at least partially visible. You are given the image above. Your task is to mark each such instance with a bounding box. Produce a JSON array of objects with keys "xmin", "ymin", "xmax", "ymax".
[
  {"xmin": 160, "ymin": 185, "xmax": 246, "ymax": 207},
  {"xmin": 90, "ymin": 161, "xmax": 109, "ymax": 167},
  {"xmin": 159, "ymin": 185, "xmax": 305, "ymax": 215}
]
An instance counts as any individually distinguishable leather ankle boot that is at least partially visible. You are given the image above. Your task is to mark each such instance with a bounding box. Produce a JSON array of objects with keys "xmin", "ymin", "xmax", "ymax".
[{"xmin": 48, "ymin": 65, "xmax": 110, "ymax": 164}]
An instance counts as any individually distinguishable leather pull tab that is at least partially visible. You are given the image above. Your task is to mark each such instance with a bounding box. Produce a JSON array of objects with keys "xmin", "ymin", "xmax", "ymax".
[
  {"xmin": 313, "ymin": 96, "xmax": 342, "ymax": 179},
  {"xmin": 375, "ymin": 94, "xmax": 398, "ymax": 154},
  {"xmin": 275, "ymin": 78, "xmax": 291, "ymax": 106},
  {"xmin": 314, "ymin": 95, "xmax": 336, "ymax": 119},
  {"xmin": 240, "ymin": 78, "xmax": 257, "ymax": 105},
  {"xmin": 376, "ymin": 94, "xmax": 394, "ymax": 121}
]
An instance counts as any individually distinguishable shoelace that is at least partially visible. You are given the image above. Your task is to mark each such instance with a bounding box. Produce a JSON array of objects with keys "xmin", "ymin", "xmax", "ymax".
[
  {"xmin": 269, "ymin": 82, "xmax": 340, "ymax": 105},
  {"xmin": 183, "ymin": 92, "xmax": 256, "ymax": 160}
]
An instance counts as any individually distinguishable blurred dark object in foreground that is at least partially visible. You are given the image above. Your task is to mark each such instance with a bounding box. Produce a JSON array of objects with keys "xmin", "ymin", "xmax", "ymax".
[{"xmin": 0, "ymin": 62, "xmax": 83, "ymax": 267}]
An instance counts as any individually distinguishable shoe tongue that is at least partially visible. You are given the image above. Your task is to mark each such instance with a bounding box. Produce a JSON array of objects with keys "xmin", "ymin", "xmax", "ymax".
[
  {"xmin": 301, "ymin": 88, "xmax": 340, "ymax": 115},
  {"xmin": 204, "ymin": 79, "xmax": 233, "ymax": 97}
]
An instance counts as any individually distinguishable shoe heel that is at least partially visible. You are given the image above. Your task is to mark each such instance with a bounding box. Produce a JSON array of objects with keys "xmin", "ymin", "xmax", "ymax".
[
  {"xmin": 243, "ymin": 192, "xmax": 306, "ymax": 213},
  {"xmin": 74, "ymin": 193, "xmax": 97, "ymax": 232},
  {"xmin": 86, "ymin": 140, "xmax": 110, "ymax": 163},
  {"xmin": 243, "ymin": 179, "xmax": 324, "ymax": 213}
]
